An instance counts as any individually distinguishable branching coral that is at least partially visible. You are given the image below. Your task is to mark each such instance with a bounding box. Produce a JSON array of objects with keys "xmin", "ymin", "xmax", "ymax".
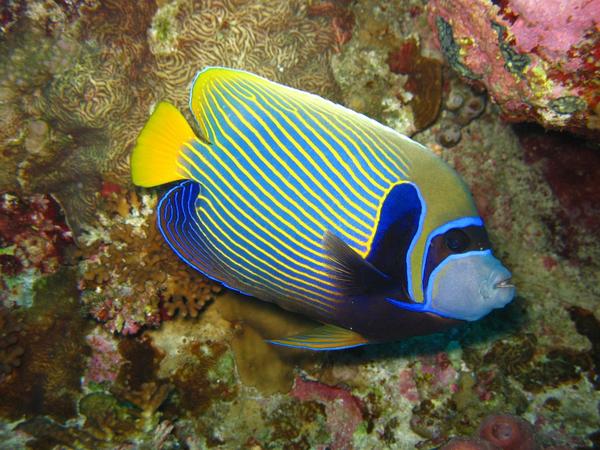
[{"xmin": 78, "ymin": 188, "xmax": 222, "ymax": 334}]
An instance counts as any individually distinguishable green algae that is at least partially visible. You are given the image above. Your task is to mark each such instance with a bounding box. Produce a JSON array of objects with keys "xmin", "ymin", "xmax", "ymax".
[
  {"xmin": 435, "ymin": 16, "xmax": 481, "ymax": 80},
  {"xmin": 491, "ymin": 21, "xmax": 530, "ymax": 76}
]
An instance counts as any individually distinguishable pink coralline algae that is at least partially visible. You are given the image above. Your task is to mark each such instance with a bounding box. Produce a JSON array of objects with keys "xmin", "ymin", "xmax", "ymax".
[
  {"xmin": 82, "ymin": 329, "xmax": 124, "ymax": 388},
  {"xmin": 441, "ymin": 414, "xmax": 543, "ymax": 450},
  {"xmin": 428, "ymin": 0, "xmax": 600, "ymax": 134},
  {"xmin": 291, "ymin": 376, "xmax": 363, "ymax": 450},
  {"xmin": 0, "ymin": 193, "xmax": 72, "ymax": 304}
]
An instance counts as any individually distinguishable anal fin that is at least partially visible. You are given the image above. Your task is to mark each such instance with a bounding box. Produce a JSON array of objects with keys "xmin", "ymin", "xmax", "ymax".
[{"xmin": 268, "ymin": 324, "xmax": 368, "ymax": 351}]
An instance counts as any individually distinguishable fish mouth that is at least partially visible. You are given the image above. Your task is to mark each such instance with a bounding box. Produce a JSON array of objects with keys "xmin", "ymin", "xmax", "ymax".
[{"xmin": 494, "ymin": 278, "xmax": 515, "ymax": 289}]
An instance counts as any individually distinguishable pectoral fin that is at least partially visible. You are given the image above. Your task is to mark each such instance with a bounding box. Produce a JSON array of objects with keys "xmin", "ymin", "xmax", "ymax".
[
  {"xmin": 268, "ymin": 324, "xmax": 368, "ymax": 350},
  {"xmin": 323, "ymin": 231, "xmax": 391, "ymax": 296}
]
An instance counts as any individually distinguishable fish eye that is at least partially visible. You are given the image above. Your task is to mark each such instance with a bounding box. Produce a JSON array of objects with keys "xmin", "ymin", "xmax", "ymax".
[{"xmin": 444, "ymin": 228, "xmax": 470, "ymax": 252}]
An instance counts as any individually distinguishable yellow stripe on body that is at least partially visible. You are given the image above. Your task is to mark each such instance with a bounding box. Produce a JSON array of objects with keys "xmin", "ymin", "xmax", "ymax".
[
  {"xmin": 268, "ymin": 86, "xmax": 391, "ymax": 194},
  {"xmin": 176, "ymin": 154, "xmax": 332, "ymax": 263},
  {"xmin": 196, "ymin": 192, "xmax": 340, "ymax": 293},
  {"xmin": 222, "ymin": 79, "xmax": 379, "ymax": 219},
  {"xmin": 202, "ymin": 85, "xmax": 369, "ymax": 246},
  {"xmin": 291, "ymin": 93, "xmax": 412, "ymax": 181},
  {"xmin": 172, "ymin": 190, "xmax": 335, "ymax": 313},
  {"xmin": 196, "ymin": 193, "xmax": 342, "ymax": 308},
  {"xmin": 213, "ymin": 80, "xmax": 374, "ymax": 236},
  {"xmin": 349, "ymin": 120, "xmax": 414, "ymax": 177},
  {"xmin": 232, "ymin": 79, "xmax": 383, "ymax": 208},
  {"xmin": 194, "ymin": 178, "xmax": 338, "ymax": 281},
  {"xmin": 177, "ymin": 149, "xmax": 326, "ymax": 257}
]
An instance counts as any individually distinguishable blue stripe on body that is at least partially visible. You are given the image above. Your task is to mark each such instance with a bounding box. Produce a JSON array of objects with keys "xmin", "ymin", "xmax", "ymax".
[
  {"xmin": 245, "ymin": 83, "xmax": 390, "ymax": 197},
  {"xmin": 196, "ymin": 188, "xmax": 339, "ymax": 296},
  {"xmin": 216, "ymin": 81, "xmax": 374, "ymax": 244},
  {"xmin": 196, "ymin": 194, "xmax": 341, "ymax": 309},
  {"xmin": 208, "ymin": 83, "xmax": 373, "ymax": 244},
  {"xmin": 231, "ymin": 80, "xmax": 381, "ymax": 214},
  {"xmin": 179, "ymin": 141, "xmax": 346, "ymax": 309},
  {"xmin": 159, "ymin": 181, "xmax": 339, "ymax": 312},
  {"xmin": 293, "ymin": 96, "xmax": 412, "ymax": 181}
]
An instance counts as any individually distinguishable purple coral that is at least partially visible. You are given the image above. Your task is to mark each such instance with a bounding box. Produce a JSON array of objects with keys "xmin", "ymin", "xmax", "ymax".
[{"xmin": 82, "ymin": 328, "xmax": 124, "ymax": 387}]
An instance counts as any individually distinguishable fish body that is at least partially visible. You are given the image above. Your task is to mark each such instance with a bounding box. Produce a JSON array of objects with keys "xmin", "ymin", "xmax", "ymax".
[{"xmin": 131, "ymin": 67, "xmax": 515, "ymax": 350}]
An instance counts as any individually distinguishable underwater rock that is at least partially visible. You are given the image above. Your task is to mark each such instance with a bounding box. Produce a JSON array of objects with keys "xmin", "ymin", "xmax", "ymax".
[
  {"xmin": 517, "ymin": 125, "xmax": 600, "ymax": 263},
  {"xmin": 428, "ymin": 0, "xmax": 600, "ymax": 135},
  {"xmin": 0, "ymin": 305, "xmax": 24, "ymax": 382},
  {"xmin": 215, "ymin": 291, "xmax": 324, "ymax": 395},
  {"xmin": 0, "ymin": 269, "xmax": 92, "ymax": 423},
  {"xmin": 292, "ymin": 376, "xmax": 364, "ymax": 450}
]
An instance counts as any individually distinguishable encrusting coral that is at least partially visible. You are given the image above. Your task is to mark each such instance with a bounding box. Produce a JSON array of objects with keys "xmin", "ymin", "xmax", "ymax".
[
  {"xmin": 0, "ymin": 0, "xmax": 341, "ymax": 234},
  {"xmin": 330, "ymin": 0, "xmax": 445, "ymax": 136},
  {"xmin": 78, "ymin": 187, "xmax": 222, "ymax": 335},
  {"xmin": 428, "ymin": 0, "xmax": 600, "ymax": 135}
]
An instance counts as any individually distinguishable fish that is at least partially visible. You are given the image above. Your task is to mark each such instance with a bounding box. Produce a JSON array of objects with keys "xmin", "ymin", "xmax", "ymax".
[{"xmin": 131, "ymin": 67, "xmax": 515, "ymax": 350}]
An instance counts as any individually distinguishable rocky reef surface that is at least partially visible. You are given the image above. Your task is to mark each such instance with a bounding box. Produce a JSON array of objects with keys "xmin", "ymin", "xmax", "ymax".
[{"xmin": 0, "ymin": 0, "xmax": 599, "ymax": 449}]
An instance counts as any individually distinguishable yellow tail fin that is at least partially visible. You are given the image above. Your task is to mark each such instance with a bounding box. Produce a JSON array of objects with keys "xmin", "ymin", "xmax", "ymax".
[{"xmin": 131, "ymin": 102, "xmax": 197, "ymax": 187}]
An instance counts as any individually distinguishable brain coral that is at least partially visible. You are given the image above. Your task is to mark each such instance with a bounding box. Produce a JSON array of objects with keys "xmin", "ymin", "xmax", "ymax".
[
  {"xmin": 428, "ymin": 0, "xmax": 600, "ymax": 135},
  {"xmin": 0, "ymin": 0, "xmax": 340, "ymax": 235}
]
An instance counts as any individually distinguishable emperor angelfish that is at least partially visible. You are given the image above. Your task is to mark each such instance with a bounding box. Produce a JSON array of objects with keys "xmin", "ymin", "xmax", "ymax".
[{"xmin": 131, "ymin": 67, "xmax": 515, "ymax": 350}]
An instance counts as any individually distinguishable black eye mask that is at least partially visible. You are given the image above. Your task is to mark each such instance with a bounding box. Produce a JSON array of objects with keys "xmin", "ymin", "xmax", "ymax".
[{"xmin": 422, "ymin": 225, "xmax": 491, "ymax": 293}]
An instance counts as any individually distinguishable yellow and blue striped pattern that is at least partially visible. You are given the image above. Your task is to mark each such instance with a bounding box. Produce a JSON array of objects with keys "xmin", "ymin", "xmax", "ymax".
[{"xmin": 159, "ymin": 68, "xmax": 426, "ymax": 320}]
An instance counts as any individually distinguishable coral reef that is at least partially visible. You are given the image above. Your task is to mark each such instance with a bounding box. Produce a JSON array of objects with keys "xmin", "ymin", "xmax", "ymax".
[
  {"xmin": 428, "ymin": 0, "xmax": 600, "ymax": 135},
  {"xmin": 0, "ymin": 192, "xmax": 73, "ymax": 307},
  {"xmin": 78, "ymin": 188, "xmax": 221, "ymax": 334},
  {"xmin": 292, "ymin": 376, "xmax": 364, "ymax": 450},
  {"xmin": 1, "ymin": 0, "xmax": 599, "ymax": 448},
  {"xmin": 0, "ymin": 269, "xmax": 91, "ymax": 423},
  {"xmin": 0, "ymin": 305, "xmax": 23, "ymax": 382},
  {"xmin": 0, "ymin": 0, "xmax": 341, "ymax": 235},
  {"xmin": 331, "ymin": 0, "xmax": 444, "ymax": 136}
]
